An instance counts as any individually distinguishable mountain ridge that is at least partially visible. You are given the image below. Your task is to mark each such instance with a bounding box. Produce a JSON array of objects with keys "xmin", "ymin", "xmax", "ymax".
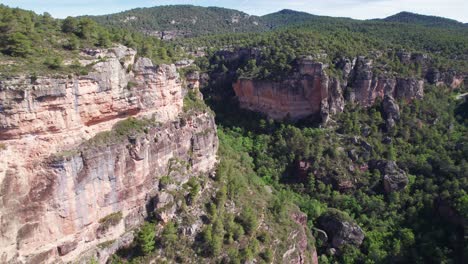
[
  {"xmin": 85, "ymin": 5, "xmax": 467, "ymax": 39},
  {"xmin": 376, "ymin": 11, "xmax": 467, "ymax": 28}
]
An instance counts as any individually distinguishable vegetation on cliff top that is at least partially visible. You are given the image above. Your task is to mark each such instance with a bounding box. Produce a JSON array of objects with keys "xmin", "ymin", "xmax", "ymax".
[{"xmin": 0, "ymin": 5, "xmax": 181, "ymax": 76}]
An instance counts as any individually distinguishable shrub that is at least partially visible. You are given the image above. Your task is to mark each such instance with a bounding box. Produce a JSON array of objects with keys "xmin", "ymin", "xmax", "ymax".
[
  {"xmin": 99, "ymin": 211, "xmax": 123, "ymax": 228},
  {"xmin": 183, "ymin": 91, "xmax": 209, "ymax": 113},
  {"xmin": 44, "ymin": 56, "xmax": 63, "ymax": 69}
]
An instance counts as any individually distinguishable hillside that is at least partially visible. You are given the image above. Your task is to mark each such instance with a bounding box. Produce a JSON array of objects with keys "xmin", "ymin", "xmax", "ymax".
[
  {"xmin": 86, "ymin": 5, "xmax": 266, "ymax": 39},
  {"xmin": 261, "ymin": 9, "xmax": 318, "ymax": 29},
  {"xmin": 87, "ymin": 6, "xmax": 468, "ymax": 40},
  {"xmin": 380, "ymin": 11, "xmax": 467, "ymax": 28}
]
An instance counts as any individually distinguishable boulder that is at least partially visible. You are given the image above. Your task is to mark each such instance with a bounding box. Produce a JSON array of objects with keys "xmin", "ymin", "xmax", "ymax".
[
  {"xmin": 317, "ymin": 209, "xmax": 365, "ymax": 250},
  {"xmin": 57, "ymin": 241, "xmax": 78, "ymax": 256},
  {"xmin": 382, "ymin": 95, "xmax": 400, "ymax": 129},
  {"xmin": 370, "ymin": 160, "xmax": 409, "ymax": 193},
  {"xmin": 361, "ymin": 140, "xmax": 373, "ymax": 151},
  {"xmin": 382, "ymin": 136, "xmax": 393, "ymax": 144},
  {"xmin": 348, "ymin": 149, "xmax": 358, "ymax": 161}
]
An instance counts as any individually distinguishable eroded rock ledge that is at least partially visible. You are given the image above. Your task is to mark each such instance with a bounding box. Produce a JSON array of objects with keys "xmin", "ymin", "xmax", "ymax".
[
  {"xmin": 0, "ymin": 45, "xmax": 218, "ymax": 263},
  {"xmin": 232, "ymin": 53, "xmax": 465, "ymax": 122}
]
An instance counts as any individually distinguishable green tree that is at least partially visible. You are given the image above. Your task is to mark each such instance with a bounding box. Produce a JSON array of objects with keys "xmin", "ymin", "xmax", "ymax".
[
  {"xmin": 6, "ymin": 32, "xmax": 32, "ymax": 57},
  {"xmin": 61, "ymin": 16, "xmax": 78, "ymax": 33},
  {"xmin": 136, "ymin": 222, "xmax": 155, "ymax": 255},
  {"xmin": 161, "ymin": 221, "xmax": 178, "ymax": 247}
]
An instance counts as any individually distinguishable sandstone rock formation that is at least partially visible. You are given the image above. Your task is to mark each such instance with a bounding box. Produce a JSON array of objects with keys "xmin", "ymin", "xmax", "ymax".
[
  {"xmin": 283, "ymin": 211, "xmax": 319, "ymax": 264},
  {"xmin": 317, "ymin": 209, "xmax": 365, "ymax": 252},
  {"xmin": 233, "ymin": 59, "xmax": 344, "ymax": 121},
  {"xmin": 382, "ymin": 95, "xmax": 400, "ymax": 129},
  {"xmin": 231, "ymin": 51, "xmax": 463, "ymax": 122},
  {"xmin": 369, "ymin": 160, "xmax": 409, "ymax": 193},
  {"xmin": 0, "ymin": 45, "xmax": 218, "ymax": 263}
]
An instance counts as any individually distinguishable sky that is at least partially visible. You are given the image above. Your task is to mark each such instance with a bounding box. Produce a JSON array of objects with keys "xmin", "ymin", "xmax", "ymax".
[{"xmin": 1, "ymin": 0, "xmax": 467, "ymax": 22}]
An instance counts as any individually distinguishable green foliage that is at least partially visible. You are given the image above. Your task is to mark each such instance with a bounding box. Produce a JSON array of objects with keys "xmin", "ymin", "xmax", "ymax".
[
  {"xmin": 203, "ymin": 76, "xmax": 466, "ymax": 263},
  {"xmin": 85, "ymin": 117, "xmax": 155, "ymax": 146},
  {"xmin": 5, "ymin": 32, "xmax": 32, "ymax": 57},
  {"xmin": 0, "ymin": 5, "xmax": 181, "ymax": 76},
  {"xmin": 44, "ymin": 56, "xmax": 63, "ymax": 69},
  {"xmin": 136, "ymin": 222, "xmax": 155, "ymax": 255},
  {"xmin": 239, "ymin": 206, "xmax": 258, "ymax": 235},
  {"xmin": 185, "ymin": 177, "xmax": 201, "ymax": 204},
  {"xmin": 161, "ymin": 221, "xmax": 178, "ymax": 247},
  {"xmin": 99, "ymin": 211, "xmax": 123, "ymax": 227},
  {"xmin": 87, "ymin": 5, "xmax": 266, "ymax": 37},
  {"xmin": 183, "ymin": 90, "xmax": 210, "ymax": 113}
]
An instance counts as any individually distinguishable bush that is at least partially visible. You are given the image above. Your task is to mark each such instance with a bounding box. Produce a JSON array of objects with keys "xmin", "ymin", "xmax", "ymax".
[
  {"xmin": 44, "ymin": 56, "xmax": 63, "ymax": 69},
  {"xmin": 99, "ymin": 211, "xmax": 123, "ymax": 228},
  {"xmin": 183, "ymin": 91, "xmax": 209, "ymax": 113}
]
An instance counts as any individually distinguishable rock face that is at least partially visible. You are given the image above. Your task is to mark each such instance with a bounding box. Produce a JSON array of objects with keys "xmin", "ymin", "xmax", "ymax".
[
  {"xmin": 369, "ymin": 160, "xmax": 409, "ymax": 193},
  {"xmin": 232, "ymin": 51, "xmax": 461, "ymax": 122},
  {"xmin": 0, "ymin": 45, "xmax": 218, "ymax": 263},
  {"xmin": 283, "ymin": 211, "xmax": 319, "ymax": 264},
  {"xmin": 382, "ymin": 95, "xmax": 400, "ymax": 129},
  {"xmin": 317, "ymin": 210, "xmax": 365, "ymax": 251},
  {"xmin": 233, "ymin": 59, "xmax": 343, "ymax": 121}
]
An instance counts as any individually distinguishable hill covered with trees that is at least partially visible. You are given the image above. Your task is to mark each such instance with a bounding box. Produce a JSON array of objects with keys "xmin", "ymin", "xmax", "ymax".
[
  {"xmin": 85, "ymin": 5, "xmax": 468, "ymax": 40},
  {"xmin": 85, "ymin": 5, "xmax": 266, "ymax": 39},
  {"xmin": 379, "ymin": 11, "xmax": 468, "ymax": 29}
]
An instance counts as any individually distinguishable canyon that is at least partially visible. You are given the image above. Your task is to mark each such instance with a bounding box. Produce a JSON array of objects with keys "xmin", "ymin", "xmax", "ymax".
[{"xmin": 0, "ymin": 45, "xmax": 218, "ymax": 263}]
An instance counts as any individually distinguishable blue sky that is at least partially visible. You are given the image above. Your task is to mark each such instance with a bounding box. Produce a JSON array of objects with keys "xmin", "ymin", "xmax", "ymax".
[{"xmin": 1, "ymin": 0, "xmax": 467, "ymax": 22}]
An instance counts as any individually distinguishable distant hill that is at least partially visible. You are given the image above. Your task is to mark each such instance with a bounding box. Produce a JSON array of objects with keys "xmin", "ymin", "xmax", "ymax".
[
  {"xmin": 87, "ymin": 6, "xmax": 467, "ymax": 39},
  {"xmin": 86, "ymin": 5, "xmax": 266, "ymax": 39},
  {"xmin": 379, "ymin": 11, "xmax": 467, "ymax": 28},
  {"xmin": 261, "ymin": 9, "xmax": 318, "ymax": 29}
]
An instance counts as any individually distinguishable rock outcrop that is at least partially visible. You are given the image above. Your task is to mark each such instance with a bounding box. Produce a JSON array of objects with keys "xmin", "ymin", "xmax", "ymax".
[
  {"xmin": 317, "ymin": 209, "xmax": 365, "ymax": 252},
  {"xmin": 233, "ymin": 59, "xmax": 344, "ymax": 121},
  {"xmin": 369, "ymin": 160, "xmax": 409, "ymax": 193},
  {"xmin": 283, "ymin": 211, "xmax": 319, "ymax": 264},
  {"xmin": 0, "ymin": 45, "xmax": 218, "ymax": 263},
  {"xmin": 231, "ymin": 51, "xmax": 462, "ymax": 122},
  {"xmin": 382, "ymin": 95, "xmax": 400, "ymax": 129}
]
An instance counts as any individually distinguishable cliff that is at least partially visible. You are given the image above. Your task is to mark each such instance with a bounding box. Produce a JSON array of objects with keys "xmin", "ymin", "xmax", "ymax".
[
  {"xmin": 0, "ymin": 46, "xmax": 218, "ymax": 263},
  {"xmin": 233, "ymin": 53, "xmax": 464, "ymax": 122}
]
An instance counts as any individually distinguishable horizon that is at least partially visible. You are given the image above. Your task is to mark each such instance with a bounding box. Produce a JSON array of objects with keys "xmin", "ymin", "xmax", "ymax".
[{"xmin": 1, "ymin": 0, "xmax": 467, "ymax": 23}]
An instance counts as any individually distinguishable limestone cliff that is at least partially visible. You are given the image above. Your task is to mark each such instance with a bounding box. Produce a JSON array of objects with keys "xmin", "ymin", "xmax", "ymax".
[
  {"xmin": 232, "ymin": 53, "xmax": 463, "ymax": 122},
  {"xmin": 0, "ymin": 46, "xmax": 218, "ymax": 263}
]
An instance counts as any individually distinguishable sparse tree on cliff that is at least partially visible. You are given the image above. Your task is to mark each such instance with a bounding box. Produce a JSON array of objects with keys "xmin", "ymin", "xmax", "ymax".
[{"xmin": 136, "ymin": 222, "xmax": 155, "ymax": 255}]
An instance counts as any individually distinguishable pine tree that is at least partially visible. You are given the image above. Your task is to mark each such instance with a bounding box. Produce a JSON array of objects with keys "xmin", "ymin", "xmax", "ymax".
[{"xmin": 136, "ymin": 222, "xmax": 155, "ymax": 255}]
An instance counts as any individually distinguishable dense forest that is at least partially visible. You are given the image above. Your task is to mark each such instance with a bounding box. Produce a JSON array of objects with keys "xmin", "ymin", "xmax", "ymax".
[
  {"xmin": 0, "ymin": 3, "xmax": 466, "ymax": 264},
  {"xmin": 199, "ymin": 82, "xmax": 467, "ymax": 263}
]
